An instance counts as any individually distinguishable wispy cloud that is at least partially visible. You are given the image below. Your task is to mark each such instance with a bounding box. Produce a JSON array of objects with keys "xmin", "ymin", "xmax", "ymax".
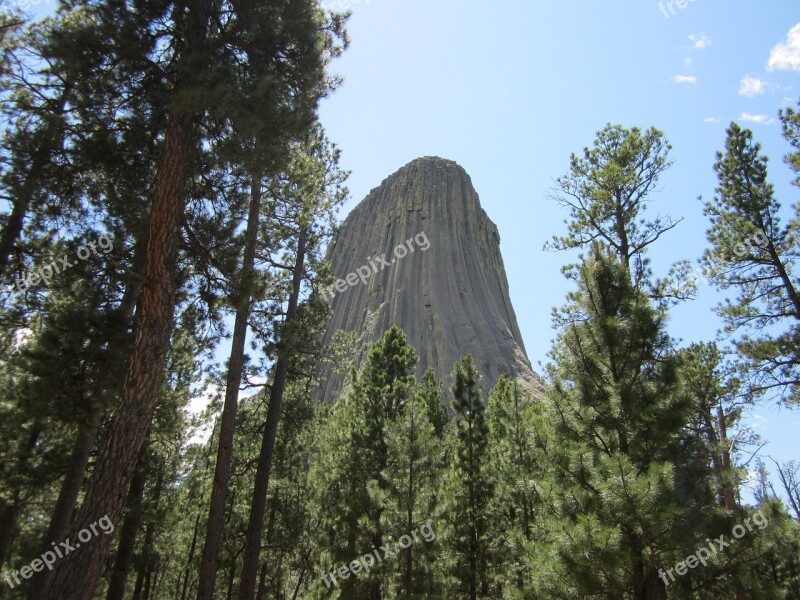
[
  {"xmin": 704, "ymin": 117, "xmax": 720, "ymax": 123},
  {"xmin": 689, "ymin": 34, "xmax": 712, "ymax": 50},
  {"xmin": 739, "ymin": 75, "xmax": 766, "ymax": 97},
  {"xmin": 768, "ymin": 23, "xmax": 800, "ymax": 71},
  {"xmin": 673, "ymin": 75, "xmax": 698, "ymax": 84},
  {"xmin": 740, "ymin": 112, "xmax": 775, "ymax": 125},
  {"xmin": 685, "ymin": 57, "xmax": 693, "ymax": 67}
]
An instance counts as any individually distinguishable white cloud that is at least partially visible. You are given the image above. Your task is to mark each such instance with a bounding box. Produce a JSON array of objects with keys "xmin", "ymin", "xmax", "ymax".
[
  {"xmin": 685, "ymin": 57, "xmax": 693, "ymax": 67},
  {"xmin": 768, "ymin": 23, "xmax": 800, "ymax": 71},
  {"xmin": 704, "ymin": 117, "xmax": 720, "ymax": 123},
  {"xmin": 740, "ymin": 112, "xmax": 775, "ymax": 125},
  {"xmin": 689, "ymin": 34, "xmax": 712, "ymax": 50},
  {"xmin": 673, "ymin": 75, "xmax": 698, "ymax": 84},
  {"xmin": 739, "ymin": 75, "xmax": 766, "ymax": 97}
]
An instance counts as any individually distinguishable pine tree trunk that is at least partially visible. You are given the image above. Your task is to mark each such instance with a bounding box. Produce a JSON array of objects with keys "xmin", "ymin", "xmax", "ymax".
[
  {"xmin": 197, "ymin": 175, "xmax": 262, "ymax": 600},
  {"xmin": 0, "ymin": 496, "xmax": 21, "ymax": 577},
  {"xmin": 625, "ymin": 530, "xmax": 667, "ymax": 600},
  {"xmin": 764, "ymin": 238, "xmax": 800, "ymax": 318},
  {"xmin": 181, "ymin": 438, "xmax": 217, "ymax": 600},
  {"xmin": 717, "ymin": 402, "xmax": 745, "ymax": 600},
  {"xmin": 181, "ymin": 513, "xmax": 203, "ymax": 600},
  {"xmin": 44, "ymin": 1, "xmax": 212, "ymax": 595},
  {"xmin": 255, "ymin": 562, "xmax": 268, "ymax": 600},
  {"xmin": 237, "ymin": 230, "xmax": 307, "ymax": 600},
  {"xmin": 132, "ymin": 564, "xmax": 145, "ymax": 600},
  {"xmin": 642, "ymin": 569, "xmax": 667, "ymax": 600},
  {"xmin": 26, "ymin": 415, "xmax": 99, "ymax": 600},
  {"xmin": 142, "ymin": 565, "xmax": 154, "ymax": 600},
  {"xmin": 153, "ymin": 567, "xmax": 164, "ymax": 599},
  {"xmin": 716, "ymin": 404, "xmax": 738, "ymax": 511},
  {"xmin": 226, "ymin": 553, "xmax": 236, "ymax": 600},
  {"xmin": 133, "ymin": 509, "xmax": 159, "ymax": 600},
  {"xmin": 405, "ymin": 455, "xmax": 413, "ymax": 598},
  {"xmin": 106, "ymin": 459, "xmax": 148, "ymax": 600},
  {"xmin": 290, "ymin": 558, "xmax": 306, "ymax": 600},
  {"xmin": 133, "ymin": 461, "xmax": 164, "ymax": 600},
  {"xmin": 0, "ymin": 195, "xmax": 31, "ymax": 273}
]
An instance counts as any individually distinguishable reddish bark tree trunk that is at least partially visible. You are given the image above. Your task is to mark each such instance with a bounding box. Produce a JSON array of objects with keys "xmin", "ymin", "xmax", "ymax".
[{"xmin": 44, "ymin": 0, "xmax": 212, "ymax": 589}]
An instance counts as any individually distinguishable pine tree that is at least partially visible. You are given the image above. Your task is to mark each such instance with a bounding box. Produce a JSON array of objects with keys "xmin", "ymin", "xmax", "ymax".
[
  {"xmin": 374, "ymin": 383, "xmax": 444, "ymax": 598},
  {"xmin": 308, "ymin": 389, "xmax": 373, "ymax": 599},
  {"xmin": 540, "ymin": 248, "xmax": 690, "ymax": 599},
  {"xmin": 416, "ymin": 367, "xmax": 449, "ymax": 436},
  {"xmin": 678, "ymin": 343, "xmax": 745, "ymax": 512},
  {"xmin": 486, "ymin": 376, "xmax": 545, "ymax": 595},
  {"xmin": 237, "ymin": 132, "xmax": 349, "ymax": 600},
  {"xmin": 545, "ymin": 123, "xmax": 679, "ymax": 288},
  {"xmin": 41, "ymin": 0, "xmax": 346, "ymax": 596},
  {"xmin": 773, "ymin": 461, "xmax": 800, "ymax": 521},
  {"xmin": 444, "ymin": 355, "xmax": 493, "ymax": 600},
  {"xmin": 780, "ymin": 101, "xmax": 800, "ymax": 185},
  {"xmin": 309, "ymin": 326, "xmax": 418, "ymax": 599},
  {"xmin": 199, "ymin": 128, "xmax": 347, "ymax": 600},
  {"xmin": 195, "ymin": 171, "xmax": 264, "ymax": 600},
  {"xmin": 702, "ymin": 118, "xmax": 800, "ymax": 404}
]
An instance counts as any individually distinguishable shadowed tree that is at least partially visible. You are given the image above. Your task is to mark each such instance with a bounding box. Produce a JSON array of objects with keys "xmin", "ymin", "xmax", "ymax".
[{"xmin": 46, "ymin": 0, "xmax": 345, "ymax": 597}]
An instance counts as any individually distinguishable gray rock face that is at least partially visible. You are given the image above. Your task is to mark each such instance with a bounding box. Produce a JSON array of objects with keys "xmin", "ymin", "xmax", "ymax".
[{"xmin": 317, "ymin": 156, "xmax": 542, "ymax": 405}]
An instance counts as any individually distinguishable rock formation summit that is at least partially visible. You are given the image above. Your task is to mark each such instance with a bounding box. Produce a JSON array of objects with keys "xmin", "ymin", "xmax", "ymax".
[{"xmin": 317, "ymin": 156, "xmax": 541, "ymax": 405}]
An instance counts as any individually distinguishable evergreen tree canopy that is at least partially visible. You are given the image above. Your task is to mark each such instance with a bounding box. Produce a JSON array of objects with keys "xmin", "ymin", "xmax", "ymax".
[{"xmin": 703, "ymin": 116, "xmax": 800, "ymax": 404}]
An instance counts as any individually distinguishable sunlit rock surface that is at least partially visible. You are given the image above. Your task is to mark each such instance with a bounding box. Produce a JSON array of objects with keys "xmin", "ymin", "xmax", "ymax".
[{"xmin": 316, "ymin": 156, "xmax": 543, "ymax": 406}]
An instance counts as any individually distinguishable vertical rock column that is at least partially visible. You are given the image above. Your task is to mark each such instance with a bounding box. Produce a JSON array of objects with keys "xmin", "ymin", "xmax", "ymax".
[{"xmin": 317, "ymin": 156, "xmax": 542, "ymax": 405}]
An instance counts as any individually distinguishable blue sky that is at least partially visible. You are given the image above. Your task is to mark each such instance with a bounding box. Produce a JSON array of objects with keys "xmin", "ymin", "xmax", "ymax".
[{"xmin": 317, "ymin": 0, "xmax": 800, "ymax": 494}]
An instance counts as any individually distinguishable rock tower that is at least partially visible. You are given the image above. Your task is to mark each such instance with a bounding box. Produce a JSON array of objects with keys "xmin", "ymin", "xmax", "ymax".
[{"xmin": 316, "ymin": 156, "xmax": 541, "ymax": 405}]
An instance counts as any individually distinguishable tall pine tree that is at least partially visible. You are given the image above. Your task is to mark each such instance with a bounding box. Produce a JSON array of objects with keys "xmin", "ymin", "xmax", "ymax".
[
  {"xmin": 443, "ymin": 355, "xmax": 493, "ymax": 600},
  {"xmin": 539, "ymin": 247, "xmax": 689, "ymax": 600},
  {"xmin": 703, "ymin": 117, "xmax": 800, "ymax": 404}
]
